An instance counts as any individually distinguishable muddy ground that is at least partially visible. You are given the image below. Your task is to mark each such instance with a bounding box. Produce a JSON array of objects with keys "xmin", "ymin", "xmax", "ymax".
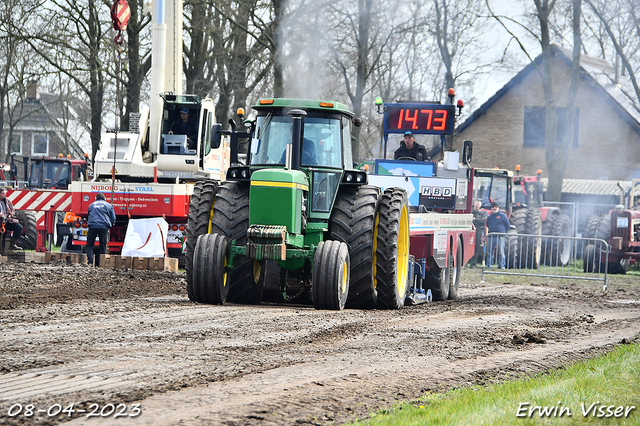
[{"xmin": 0, "ymin": 261, "xmax": 639, "ymax": 426}]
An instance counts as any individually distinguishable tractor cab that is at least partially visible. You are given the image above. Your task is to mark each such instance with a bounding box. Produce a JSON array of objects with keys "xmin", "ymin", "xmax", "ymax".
[
  {"xmin": 28, "ymin": 157, "xmax": 89, "ymax": 190},
  {"xmin": 513, "ymin": 167, "xmax": 545, "ymax": 209},
  {"xmin": 160, "ymin": 94, "xmax": 204, "ymax": 156},
  {"xmin": 473, "ymin": 168, "xmax": 513, "ymax": 215},
  {"xmin": 233, "ymin": 99, "xmax": 362, "ymax": 220}
]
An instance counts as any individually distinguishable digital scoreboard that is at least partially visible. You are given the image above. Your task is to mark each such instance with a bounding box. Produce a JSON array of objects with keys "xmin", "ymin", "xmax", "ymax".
[{"xmin": 384, "ymin": 103, "xmax": 455, "ymax": 135}]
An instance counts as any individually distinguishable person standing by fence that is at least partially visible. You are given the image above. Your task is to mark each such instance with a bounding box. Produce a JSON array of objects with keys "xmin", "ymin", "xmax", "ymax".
[
  {"xmin": 86, "ymin": 193, "xmax": 116, "ymax": 267},
  {"xmin": 486, "ymin": 201, "xmax": 510, "ymax": 269}
]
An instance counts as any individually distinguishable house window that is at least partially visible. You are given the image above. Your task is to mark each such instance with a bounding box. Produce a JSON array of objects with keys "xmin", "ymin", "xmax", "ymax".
[
  {"xmin": 9, "ymin": 133, "xmax": 22, "ymax": 155},
  {"xmin": 523, "ymin": 106, "xmax": 579, "ymax": 148},
  {"xmin": 32, "ymin": 133, "xmax": 48, "ymax": 156}
]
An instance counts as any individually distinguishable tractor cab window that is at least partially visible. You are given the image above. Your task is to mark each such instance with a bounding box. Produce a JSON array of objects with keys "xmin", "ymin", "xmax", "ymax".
[
  {"xmin": 475, "ymin": 175, "xmax": 509, "ymax": 211},
  {"xmin": 250, "ymin": 115, "xmax": 292, "ymax": 165},
  {"xmin": 250, "ymin": 115, "xmax": 343, "ymax": 168},
  {"xmin": 303, "ymin": 117, "xmax": 341, "ymax": 168},
  {"xmin": 161, "ymin": 103, "xmax": 199, "ymax": 155},
  {"xmin": 311, "ymin": 171, "xmax": 340, "ymax": 212}
]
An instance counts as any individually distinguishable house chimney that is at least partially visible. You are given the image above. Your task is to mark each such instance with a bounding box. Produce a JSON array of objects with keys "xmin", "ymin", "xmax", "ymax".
[{"xmin": 26, "ymin": 79, "xmax": 40, "ymax": 100}]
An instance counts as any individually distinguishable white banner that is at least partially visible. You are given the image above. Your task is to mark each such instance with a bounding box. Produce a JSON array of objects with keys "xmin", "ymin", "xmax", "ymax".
[{"xmin": 121, "ymin": 218, "xmax": 168, "ymax": 257}]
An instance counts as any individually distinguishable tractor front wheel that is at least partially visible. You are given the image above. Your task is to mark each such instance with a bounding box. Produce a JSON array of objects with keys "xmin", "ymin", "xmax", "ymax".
[
  {"xmin": 192, "ymin": 233, "xmax": 228, "ymax": 304},
  {"xmin": 185, "ymin": 180, "xmax": 218, "ymax": 301},
  {"xmin": 312, "ymin": 240, "xmax": 350, "ymax": 310}
]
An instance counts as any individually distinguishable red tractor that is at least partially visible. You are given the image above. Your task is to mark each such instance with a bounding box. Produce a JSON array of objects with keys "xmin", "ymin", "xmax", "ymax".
[
  {"xmin": 473, "ymin": 166, "xmax": 573, "ymax": 268},
  {"xmin": 583, "ymin": 179, "xmax": 640, "ymax": 274}
]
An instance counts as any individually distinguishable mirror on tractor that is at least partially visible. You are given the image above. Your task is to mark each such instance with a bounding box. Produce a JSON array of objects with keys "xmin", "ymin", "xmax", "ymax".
[
  {"xmin": 462, "ymin": 140, "xmax": 473, "ymax": 164},
  {"xmin": 211, "ymin": 123, "xmax": 222, "ymax": 149}
]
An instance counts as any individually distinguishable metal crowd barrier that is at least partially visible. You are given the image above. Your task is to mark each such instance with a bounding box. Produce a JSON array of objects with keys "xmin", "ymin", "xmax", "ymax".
[{"xmin": 481, "ymin": 232, "xmax": 610, "ymax": 290}]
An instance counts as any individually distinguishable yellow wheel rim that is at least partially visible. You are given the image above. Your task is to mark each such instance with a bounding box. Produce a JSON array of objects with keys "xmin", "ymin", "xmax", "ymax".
[
  {"xmin": 341, "ymin": 259, "xmax": 348, "ymax": 294},
  {"xmin": 253, "ymin": 260, "xmax": 261, "ymax": 283},
  {"xmin": 207, "ymin": 199, "xmax": 215, "ymax": 234},
  {"xmin": 372, "ymin": 212, "xmax": 380, "ymax": 289},
  {"xmin": 222, "ymin": 254, "xmax": 228, "ymax": 288},
  {"xmin": 396, "ymin": 205, "xmax": 409, "ymax": 297}
]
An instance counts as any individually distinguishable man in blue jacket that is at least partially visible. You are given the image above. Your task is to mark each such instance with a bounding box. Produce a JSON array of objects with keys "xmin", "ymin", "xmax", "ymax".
[
  {"xmin": 485, "ymin": 201, "xmax": 511, "ymax": 269},
  {"xmin": 86, "ymin": 193, "xmax": 116, "ymax": 267}
]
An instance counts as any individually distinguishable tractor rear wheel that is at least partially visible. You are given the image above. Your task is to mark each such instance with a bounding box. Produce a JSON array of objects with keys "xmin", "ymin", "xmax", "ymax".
[
  {"xmin": 329, "ymin": 185, "xmax": 380, "ymax": 309},
  {"xmin": 15, "ymin": 210, "xmax": 37, "ymax": 250},
  {"xmin": 448, "ymin": 241, "xmax": 463, "ymax": 300},
  {"xmin": 209, "ymin": 181, "xmax": 263, "ymax": 304},
  {"xmin": 185, "ymin": 180, "xmax": 218, "ymax": 301},
  {"xmin": 375, "ymin": 188, "xmax": 410, "ymax": 310},
  {"xmin": 584, "ymin": 215, "xmax": 601, "ymax": 239},
  {"xmin": 312, "ymin": 240, "xmax": 350, "ymax": 310},
  {"xmin": 544, "ymin": 213, "xmax": 572, "ymax": 266},
  {"xmin": 192, "ymin": 233, "xmax": 228, "ymax": 304}
]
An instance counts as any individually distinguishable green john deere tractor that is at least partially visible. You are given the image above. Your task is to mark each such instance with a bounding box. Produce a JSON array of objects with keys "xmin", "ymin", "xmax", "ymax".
[{"xmin": 185, "ymin": 98, "xmax": 410, "ymax": 310}]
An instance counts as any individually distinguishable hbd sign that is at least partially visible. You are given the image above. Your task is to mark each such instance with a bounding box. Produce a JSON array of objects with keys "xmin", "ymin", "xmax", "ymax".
[{"xmin": 419, "ymin": 178, "xmax": 456, "ymax": 209}]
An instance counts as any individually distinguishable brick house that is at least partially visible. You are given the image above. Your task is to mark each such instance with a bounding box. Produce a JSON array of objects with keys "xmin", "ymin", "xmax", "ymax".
[
  {"xmin": 3, "ymin": 81, "xmax": 87, "ymax": 181},
  {"xmin": 453, "ymin": 45, "xmax": 640, "ymax": 181}
]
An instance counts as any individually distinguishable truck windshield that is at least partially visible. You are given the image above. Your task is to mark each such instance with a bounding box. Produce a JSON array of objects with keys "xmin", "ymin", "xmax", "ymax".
[{"xmin": 250, "ymin": 115, "xmax": 342, "ymax": 168}]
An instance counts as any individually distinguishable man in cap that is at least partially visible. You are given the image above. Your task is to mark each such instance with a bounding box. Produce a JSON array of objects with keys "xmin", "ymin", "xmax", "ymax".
[
  {"xmin": 394, "ymin": 131, "xmax": 429, "ymax": 161},
  {"xmin": 86, "ymin": 193, "xmax": 116, "ymax": 267},
  {"xmin": 168, "ymin": 107, "xmax": 198, "ymax": 149},
  {"xmin": 485, "ymin": 201, "xmax": 510, "ymax": 269}
]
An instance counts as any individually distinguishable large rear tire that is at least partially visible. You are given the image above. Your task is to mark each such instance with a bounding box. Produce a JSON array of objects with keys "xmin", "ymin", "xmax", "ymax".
[
  {"xmin": 329, "ymin": 185, "xmax": 380, "ymax": 309},
  {"xmin": 375, "ymin": 188, "xmax": 410, "ymax": 310},
  {"xmin": 209, "ymin": 181, "xmax": 263, "ymax": 304},
  {"xmin": 192, "ymin": 233, "xmax": 228, "ymax": 304},
  {"xmin": 448, "ymin": 241, "xmax": 463, "ymax": 300},
  {"xmin": 185, "ymin": 180, "xmax": 218, "ymax": 301},
  {"xmin": 14, "ymin": 210, "xmax": 37, "ymax": 250},
  {"xmin": 312, "ymin": 240, "xmax": 350, "ymax": 310}
]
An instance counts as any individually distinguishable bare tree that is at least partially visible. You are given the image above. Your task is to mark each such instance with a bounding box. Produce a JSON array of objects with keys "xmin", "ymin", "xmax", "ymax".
[{"xmin": 24, "ymin": 0, "xmax": 110, "ymax": 162}]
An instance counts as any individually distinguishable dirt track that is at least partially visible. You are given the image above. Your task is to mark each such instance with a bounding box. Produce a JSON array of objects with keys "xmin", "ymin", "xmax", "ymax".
[{"xmin": 0, "ymin": 261, "xmax": 639, "ymax": 425}]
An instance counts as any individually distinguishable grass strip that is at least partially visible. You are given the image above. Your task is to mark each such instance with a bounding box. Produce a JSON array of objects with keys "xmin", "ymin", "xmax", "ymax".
[{"xmin": 351, "ymin": 341, "xmax": 640, "ymax": 425}]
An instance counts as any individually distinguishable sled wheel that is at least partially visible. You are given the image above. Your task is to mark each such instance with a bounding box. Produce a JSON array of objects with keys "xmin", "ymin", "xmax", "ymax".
[
  {"xmin": 312, "ymin": 240, "xmax": 350, "ymax": 310},
  {"xmin": 192, "ymin": 233, "xmax": 228, "ymax": 304},
  {"xmin": 448, "ymin": 241, "xmax": 463, "ymax": 300},
  {"xmin": 375, "ymin": 188, "xmax": 410, "ymax": 309},
  {"xmin": 425, "ymin": 264, "xmax": 449, "ymax": 302}
]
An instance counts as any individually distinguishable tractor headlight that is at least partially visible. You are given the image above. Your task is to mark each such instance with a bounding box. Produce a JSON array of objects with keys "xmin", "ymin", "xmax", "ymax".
[
  {"xmin": 356, "ymin": 173, "xmax": 364, "ymax": 183},
  {"xmin": 346, "ymin": 173, "xmax": 353, "ymax": 182}
]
